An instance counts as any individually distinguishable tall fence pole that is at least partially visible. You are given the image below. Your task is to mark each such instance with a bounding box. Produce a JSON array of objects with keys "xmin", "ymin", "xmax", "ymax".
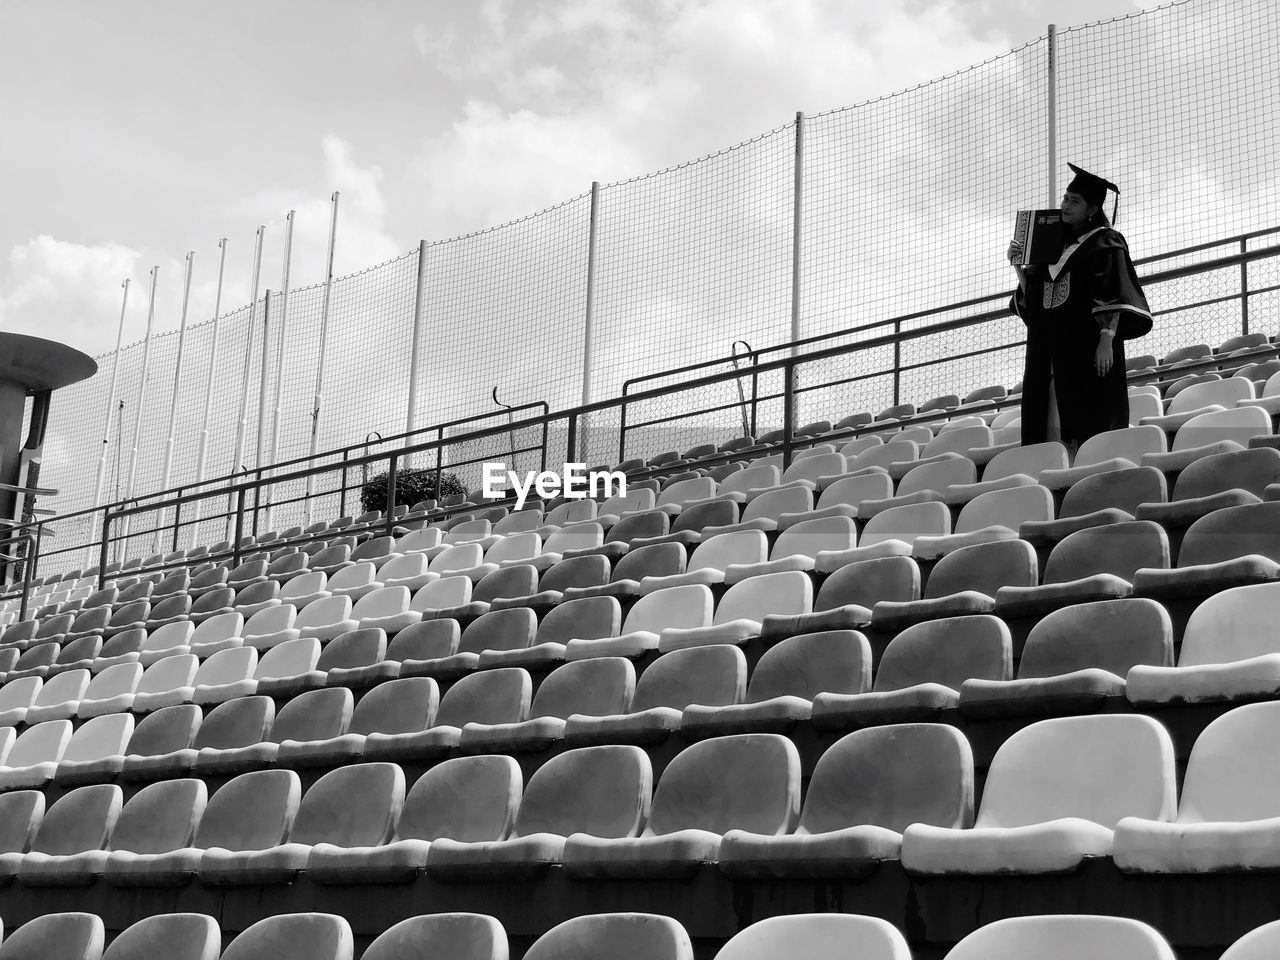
[
  {"xmin": 580, "ymin": 181, "xmax": 601, "ymax": 461},
  {"xmin": 789, "ymin": 111, "xmax": 805, "ymax": 431},
  {"xmin": 1047, "ymin": 24, "xmax": 1058, "ymax": 207},
  {"xmin": 265, "ymin": 211, "xmax": 295, "ymax": 531},
  {"xmin": 229, "ymin": 225, "xmax": 265, "ymax": 539},
  {"xmin": 120, "ymin": 266, "xmax": 159, "ymax": 553},
  {"xmin": 305, "ymin": 191, "xmax": 340, "ymax": 524},
  {"xmin": 92, "ymin": 278, "xmax": 130, "ymax": 512},
  {"xmin": 255, "ymin": 287, "xmax": 273, "ymax": 475},
  {"xmin": 404, "ymin": 239, "xmax": 428, "ymax": 471},
  {"xmin": 190, "ymin": 237, "xmax": 228, "ymax": 547},
  {"xmin": 160, "ymin": 251, "xmax": 194, "ymax": 495}
]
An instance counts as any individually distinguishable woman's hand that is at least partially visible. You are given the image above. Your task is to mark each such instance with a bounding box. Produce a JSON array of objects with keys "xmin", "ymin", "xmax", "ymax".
[
  {"xmin": 1007, "ymin": 242, "xmax": 1023, "ymax": 265},
  {"xmin": 1095, "ymin": 334, "xmax": 1116, "ymax": 376}
]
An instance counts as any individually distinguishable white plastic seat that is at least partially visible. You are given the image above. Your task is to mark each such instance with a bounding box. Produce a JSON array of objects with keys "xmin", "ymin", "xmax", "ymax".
[
  {"xmin": 410, "ymin": 575, "xmax": 472, "ymax": 615},
  {"xmin": 325, "ymin": 561, "xmax": 380, "ymax": 601},
  {"xmin": 724, "ymin": 517, "xmax": 857, "ymax": 583},
  {"xmin": 1127, "ymin": 582, "xmax": 1280, "ymax": 705},
  {"xmin": 293, "ymin": 594, "xmax": 358, "ymax": 642},
  {"xmin": 250, "ymin": 637, "xmax": 324, "ymax": 697},
  {"xmin": 817, "ymin": 501, "xmax": 950, "ymax": 572},
  {"xmin": 429, "ymin": 542, "xmax": 488, "ymax": 581},
  {"xmin": 101, "ymin": 912, "xmax": 221, "ymax": 960},
  {"xmin": 61, "ymin": 664, "xmax": 142, "ymax": 723},
  {"xmin": 1039, "ymin": 425, "xmax": 1169, "ymax": 490},
  {"xmin": 351, "ymin": 585, "xmax": 421, "ymax": 635},
  {"xmin": 278, "ymin": 571, "xmax": 331, "ymax": 610},
  {"xmin": 0, "ymin": 719, "xmax": 74, "ymax": 791},
  {"xmin": 137, "ymin": 620, "xmax": 197, "ymax": 667},
  {"xmin": 0, "ymin": 912, "xmax": 105, "ymax": 959},
  {"xmin": 659, "ymin": 571, "xmax": 812, "ymax": 651},
  {"xmin": 639, "ymin": 530, "xmax": 768, "ymax": 593},
  {"xmin": 524, "ymin": 914, "xmax": 692, "ymax": 960},
  {"xmin": 1115, "ymin": 700, "xmax": 1280, "ymax": 872},
  {"xmin": 1142, "ymin": 404, "xmax": 1272, "ymax": 473},
  {"xmin": 220, "ymin": 913, "xmax": 352, "ymax": 960},
  {"xmin": 241, "ymin": 603, "xmax": 300, "ymax": 650},
  {"xmin": 394, "ymin": 526, "xmax": 444, "ymax": 555},
  {"xmin": 18, "ymin": 669, "xmax": 91, "ymax": 725},
  {"xmin": 376, "ymin": 552, "xmax": 434, "ymax": 593},
  {"xmin": 187, "ymin": 611, "xmax": 244, "ymax": 659},
  {"xmin": 941, "ymin": 915, "xmax": 1175, "ymax": 960},
  {"xmin": 361, "ymin": 914, "xmax": 508, "ymax": 960},
  {"xmin": 699, "ymin": 486, "xmax": 814, "ymax": 539},
  {"xmin": 0, "ymin": 676, "xmax": 42, "ymax": 727},
  {"xmin": 187, "ymin": 646, "xmax": 260, "ymax": 707},
  {"xmin": 911, "ymin": 484, "xmax": 1053, "ymax": 561},
  {"xmin": 901, "ymin": 714, "xmax": 1176, "ymax": 874},
  {"xmin": 1222, "ymin": 918, "xmax": 1280, "ymax": 959},
  {"xmin": 566, "ymin": 584, "xmax": 713, "ymax": 660},
  {"xmin": 715, "ymin": 914, "xmax": 912, "ymax": 960}
]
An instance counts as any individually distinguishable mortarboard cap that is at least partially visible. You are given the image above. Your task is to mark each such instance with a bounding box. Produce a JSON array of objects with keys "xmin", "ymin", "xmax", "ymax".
[{"xmin": 1066, "ymin": 163, "xmax": 1120, "ymax": 223}]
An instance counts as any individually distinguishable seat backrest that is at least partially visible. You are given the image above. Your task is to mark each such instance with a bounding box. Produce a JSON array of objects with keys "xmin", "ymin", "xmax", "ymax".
[
  {"xmin": 1171, "ymin": 446, "xmax": 1280, "ymax": 502},
  {"xmin": 108, "ymin": 778, "xmax": 207, "ymax": 855},
  {"xmin": 768, "ymin": 517, "xmax": 856, "ymax": 561},
  {"xmin": 483, "ymin": 532, "xmax": 541, "ymax": 566},
  {"xmin": 873, "ymin": 616, "xmax": 1012, "ymax": 692},
  {"xmin": 1177, "ymin": 581, "xmax": 1280, "ymax": 666},
  {"xmin": 530, "ymin": 657, "xmax": 634, "ymax": 720},
  {"xmin": 192, "ymin": 645, "xmax": 257, "ymax": 685},
  {"xmin": 280, "ymin": 572, "xmax": 327, "ymax": 603},
  {"xmin": 244, "ymin": 604, "xmax": 297, "ymax": 639},
  {"xmin": 289, "ymin": 762, "xmax": 404, "ymax": 848},
  {"xmin": 848, "ymin": 441, "xmax": 918, "ymax": 474},
  {"xmin": 859, "ymin": 501, "xmax": 950, "ymax": 547},
  {"xmin": 102, "ymin": 913, "xmax": 221, "ymax": 960},
  {"xmin": 632, "ymin": 645, "xmax": 747, "ymax": 712},
  {"xmin": 923, "ymin": 539, "xmax": 1037, "ymax": 598},
  {"xmin": 747, "ymin": 630, "xmax": 871, "ymax": 702},
  {"xmin": 0, "ymin": 676, "xmax": 41, "ymax": 712},
  {"xmin": 31, "ymin": 667, "xmax": 91, "ymax": 707},
  {"xmin": 1172, "ymin": 405, "xmax": 1270, "ymax": 451},
  {"xmin": 1220, "ymin": 918, "xmax": 1280, "ymax": 960},
  {"xmin": 542, "ymin": 554, "xmax": 612, "ymax": 594},
  {"xmin": 221, "ymin": 914, "xmax": 353, "ymax": 960},
  {"xmin": 537, "ymin": 596, "xmax": 620, "ymax": 646},
  {"xmin": 435, "ymin": 668, "xmax": 532, "ymax": 727},
  {"xmin": 1167, "ymin": 375, "xmax": 1254, "ymax": 414},
  {"xmin": 327, "ymin": 561, "xmax": 377, "ymax": 593},
  {"xmin": 29, "ymin": 782, "xmax": 123, "ymax": 856},
  {"xmin": 1059, "ymin": 464, "xmax": 1167, "ymax": 518},
  {"xmin": 397, "ymin": 754, "xmax": 521, "ymax": 843},
  {"xmin": 781, "ymin": 452, "xmax": 846, "ymax": 485},
  {"xmin": 714, "ymin": 570, "xmax": 811, "ymax": 625},
  {"xmin": 192, "ymin": 696, "xmax": 275, "ymax": 750},
  {"xmin": 622, "ymin": 585, "xmax": 714, "ymax": 634},
  {"xmin": 513, "ymin": 745, "xmax": 650, "ymax": 840},
  {"xmin": 646, "ymin": 734, "xmax": 800, "ymax": 837},
  {"xmin": 63, "ymin": 712, "xmax": 135, "ymax": 763},
  {"xmin": 458, "ymin": 607, "xmax": 536, "ymax": 656},
  {"xmin": 193, "ymin": 768, "xmax": 301, "ymax": 851},
  {"xmin": 983, "ymin": 442, "xmax": 1069, "ymax": 482},
  {"xmin": 542, "ymin": 523, "xmax": 604, "ymax": 555},
  {"xmin": 976, "ymin": 714, "xmax": 1176, "ymax": 829},
  {"xmin": 1042, "ymin": 520, "xmax": 1169, "ymax": 584},
  {"xmin": 349, "ymin": 677, "xmax": 438, "ymax": 737},
  {"xmin": 719, "ymin": 465, "xmax": 781, "ymax": 497},
  {"xmin": 8, "ymin": 718, "xmax": 73, "ymax": 767},
  {"xmin": 685, "ymin": 530, "xmax": 766, "ymax": 574},
  {"xmin": 294, "ymin": 594, "xmax": 352, "ymax": 630},
  {"xmin": 411, "ymin": 575, "xmax": 471, "ymax": 612},
  {"xmin": 363, "ymin": 914, "xmax": 508, "ymax": 960},
  {"xmin": 125, "ymin": 703, "xmax": 202, "ymax": 758},
  {"xmin": 800, "ymin": 723, "xmax": 973, "ymax": 837},
  {"xmin": 954, "ymin": 484, "xmax": 1053, "ymax": 534},
  {"xmin": 316, "ymin": 627, "xmax": 386, "ymax": 671},
  {"xmin": 525, "ymin": 914, "xmax": 692, "ymax": 960},
  {"xmin": 921, "ymin": 426, "xmax": 993, "ymax": 459},
  {"xmin": 472, "ymin": 564, "xmax": 537, "ymax": 604},
  {"xmin": 0, "ymin": 913, "xmax": 105, "ymax": 960},
  {"xmin": 190, "ymin": 587, "xmax": 234, "ymax": 615},
  {"xmin": 386, "ymin": 620, "xmax": 459, "ymax": 662},
  {"xmin": 0, "ymin": 790, "xmax": 43, "ymax": 854},
  {"xmin": 269, "ymin": 687, "xmax": 353, "ymax": 745},
  {"xmin": 657, "ymin": 477, "xmax": 715, "ymax": 507},
  {"xmin": 741, "ymin": 486, "xmax": 812, "ymax": 523},
  {"xmin": 817, "ymin": 472, "xmax": 893, "ymax": 511},
  {"xmin": 1018, "ymin": 598, "xmax": 1173, "ymax": 679},
  {"xmin": 895, "ymin": 458, "xmax": 977, "ymax": 497},
  {"xmin": 815, "ymin": 555, "xmax": 919, "ymax": 610},
  {"xmin": 612, "ymin": 543, "xmax": 685, "ymax": 583},
  {"xmin": 942, "ymin": 915, "xmax": 1176, "ymax": 960},
  {"xmin": 1075, "ymin": 424, "xmax": 1167, "ymax": 467},
  {"xmin": 254, "ymin": 637, "xmax": 322, "ymax": 680},
  {"xmin": 716, "ymin": 914, "xmax": 911, "ymax": 960},
  {"xmin": 1178, "ymin": 502, "xmax": 1280, "ymax": 568},
  {"xmin": 134, "ymin": 657, "xmax": 198, "ymax": 699},
  {"xmin": 1176, "ymin": 700, "xmax": 1280, "ymax": 825}
]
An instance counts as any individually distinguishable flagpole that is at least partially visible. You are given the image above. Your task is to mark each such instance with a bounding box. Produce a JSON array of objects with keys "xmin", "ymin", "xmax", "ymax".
[
  {"xmin": 92, "ymin": 278, "xmax": 130, "ymax": 511},
  {"xmin": 305, "ymin": 191, "xmax": 339, "ymax": 524},
  {"xmin": 190, "ymin": 238, "xmax": 227, "ymax": 546}
]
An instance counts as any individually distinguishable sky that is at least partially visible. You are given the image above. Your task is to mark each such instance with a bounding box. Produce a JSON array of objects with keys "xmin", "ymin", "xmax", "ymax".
[{"xmin": 0, "ymin": 0, "xmax": 1164, "ymax": 361}]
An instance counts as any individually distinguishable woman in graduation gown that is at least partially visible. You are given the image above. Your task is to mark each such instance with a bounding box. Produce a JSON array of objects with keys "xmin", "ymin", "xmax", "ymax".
[{"xmin": 1007, "ymin": 164, "xmax": 1153, "ymax": 449}]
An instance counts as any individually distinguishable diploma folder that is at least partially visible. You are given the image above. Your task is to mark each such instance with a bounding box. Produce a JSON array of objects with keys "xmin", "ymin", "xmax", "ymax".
[{"xmin": 1012, "ymin": 209, "xmax": 1065, "ymax": 266}]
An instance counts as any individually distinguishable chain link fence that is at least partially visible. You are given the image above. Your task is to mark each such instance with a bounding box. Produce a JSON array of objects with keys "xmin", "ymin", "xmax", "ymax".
[{"xmin": 33, "ymin": 0, "xmax": 1280, "ymax": 571}]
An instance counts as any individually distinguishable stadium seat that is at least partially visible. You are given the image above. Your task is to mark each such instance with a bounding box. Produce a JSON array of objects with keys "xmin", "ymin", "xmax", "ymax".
[
  {"xmin": 681, "ymin": 630, "xmax": 871, "ymax": 738},
  {"xmin": 480, "ymin": 596, "xmax": 621, "ymax": 670},
  {"xmin": 361, "ymin": 914, "xmax": 508, "ymax": 960},
  {"xmin": 959, "ymin": 598, "xmax": 1173, "ymax": 717},
  {"xmin": 220, "ymin": 913, "xmax": 353, "ymax": 960},
  {"xmin": 250, "ymin": 637, "xmax": 323, "ymax": 696},
  {"xmin": 136, "ymin": 621, "xmax": 196, "ymax": 666},
  {"xmin": 524, "ymin": 914, "xmax": 691, "ymax": 960},
  {"xmin": 1221, "ymin": 919, "xmax": 1280, "ymax": 959},
  {"xmin": 202, "ymin": 762, "xmax": 403, "ymax": 884},
  {"xmin": 723, "ymin": 516, "xmax": 857, "ymax": 583},
  {"xmin": 1127, "ymin": 581, "xmax": 1280, "ymax": 705},
  {"xmin": 911, "ymin": 484, "xmax": 1053, "ymax": 560},
  {"xmin": 781, "ymin": 471, "xmax": 893, "ymax": 526},
  {"xmin": 379, "ymin": 619, "xmax": 460, "ymax": 678},
  {"xmin": 0, "ymin": 676, "xmax": 42, "ymax": 727},
  {"xmin": 101, "ymin": 913, "xmax": 221, "ymax": 960},
  {"xmin": 901, "ymin": 714, "xmax": 1176, "ymax": 874},
  {"xmin": 714, "ymin": 914, "xmax": 911, "ymax": 959},
  {"xmin": 818, "ymin": 500, "xmax": 950, "ymax": 570},
  {"xmin": 0, "ymin": 913, "xmax": 104, "ymax": 960},
  {"xmin": 561, "ymin": 543, "xmax": 685, "ymax": 604},
  {"xmin": 1142, "ymin": 405, "xmax": 1271, "ymax": 473},
  {"xmin": 940, "ymin": 915, "xmax": 1175, "ymax": 960},
  {"xmin": 1115, "ymin": 700, "xmax": 1280, "ymax": 872},
  {"xmin": 187, "ymin": 646, "xmax": 259, "ymax": 706},
  {"xmin": 325, "ymin": 561, "xmax": 380, "ymax": 601},
  {"xmin": 17, "ymin": 668, "xmax": 91, "ymax": 724},
  {"xmin": 240, "ymin": 603, "xmax": 301, "ymax": 650},
  {"xmin": 420, "ymin": 607, "xmax": 536, "ymax": 677},
  {"xmin": 9, "ymin": 782, "xmax": 122, "ymax": 884},
  {"xmin": 199, "ymin": 686, "xmax": 352, "ymax": 777},
  {"xmin": 109, "ymin": 768, "xmax": 300, "ymax": 886},
  {"xmin": 265, "ymin": 630, "xmax": 384, "ymax": 699},
  {"xmin": 0, "ymin": 719, "xmax": 72, "ymax": 792},
  {"xmin": 765, "ymin": 555, "xmax": 917, "ymax": 640},
  {"xmin": 859, "ymin": 457, "xmax": 976, "ymax": 518},
  {"xmin": 122, "ymin": 696, "xmax": 273, "ymax": 784},
  {"xmin": 1039, "ymin": 425, "xmax": 1168, "ymax": 490},
  {"xmin": 279, "ymin": 571, "xmax": 330, "ymax": 609},
  {"xmin": 278, "ymin": 676, "xmax": 437, "ymax": 768},
  {"xmin": 461, "ymin": 656, "xmax": 635, "ymax": 753},
  {"xmin": 311, "ymin": 754, "xmax": 520, "ymax": 883},
  {"xmin": 659, "ymin": 571, "xmax": 811, "ymax": 651},
  {"xmin": 639, "ymin": 530, "xmax": 768, "ymax": 592},
  {"xmin": 945, "ymin": 440, "xmax": 1068, "ymax": 504},
  {"xmin": 813, "ymin": 616, "xmax": 1011, "ymax": 728},
  {"xmin": 1022, "ymin": 464, "xmax": 1168, "ymax": 548},
  {"xmin": 511, "ymin": 555, "xmax": 611, "ymax": 614},
  {"xmin": 58, "ymin": 703, "xmax": 200, "ymax": 787},
  {"xmin": 363, "ymin": 668, "xmax": 531, "ymax": 762},
  {"xmin": 429, "ymin": 744, "xmax": 651, "ymax": 878},
  {"xmin": 294, "ymin": 594, "xmax": 359, "ymax": 641},
  {"xmin": 377, "ymin": 552, "xmax": 434, "ymax": 593},
  {"xmin": 564, "ymin": 733, "xmax": 801, "ymax": 878},
  {"xmin": 410, "ymin": 575, "xmax": 472, "ymax": 617}
]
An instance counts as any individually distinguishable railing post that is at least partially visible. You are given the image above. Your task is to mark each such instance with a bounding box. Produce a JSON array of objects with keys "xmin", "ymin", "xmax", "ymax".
[
  {"xmin": 434, "ymin": 429, "xmax": 443, "ymax": 507},
  {"xmin": 1241, "ymin": 237, "xmax": 1250, "ymax": 335},
  {"xmin": 893, "ymin": 319, "xmax": 903, "ymax": 406},
  {"xmin": 618, "ymin": 390, "xmax": 629, "ymax": 463},
  {"xmin": 232, "ymin": 488, "xmax": 246, "ymax": 567},
  {"xmin": 782, "ymin": 357, "xmax": 795, "ymax": 473},
  {"xmin": 17, "ymin": 536, "xmax": 32, "ymax": 623},
  {"xmin": 385, "ymin": 454, "xmax": 398, "ymax": 538},
  {"xmin": 404, "ymin": 239, "xmax": 428, "ymax": 470},
  {"xmin": 98, "ymin": 507, "xmax": 112, "ymax": 591},
  {"xmin": 171, "ymin": 498, "xmax": 182, "ymax": 553},
  {"xmin": 339, "ymin": 451, "xmax": 349, "ymax": 519},
  {"xmin": 790, "ymin": 111, "xmax": 805, "ymax": 427},
  {"xmin": 566, "ymin": 413, "xmax": 579, "ymax": 465},
  {"xmin": 750, "ymin": 355, "xmax": 760, "ymax": 438}
]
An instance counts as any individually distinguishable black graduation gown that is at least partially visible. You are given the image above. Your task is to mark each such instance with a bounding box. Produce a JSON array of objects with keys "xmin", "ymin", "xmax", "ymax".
[{"xmin": 1011, "ymin": 226, "xmax": 1153, "ymax": 446}]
